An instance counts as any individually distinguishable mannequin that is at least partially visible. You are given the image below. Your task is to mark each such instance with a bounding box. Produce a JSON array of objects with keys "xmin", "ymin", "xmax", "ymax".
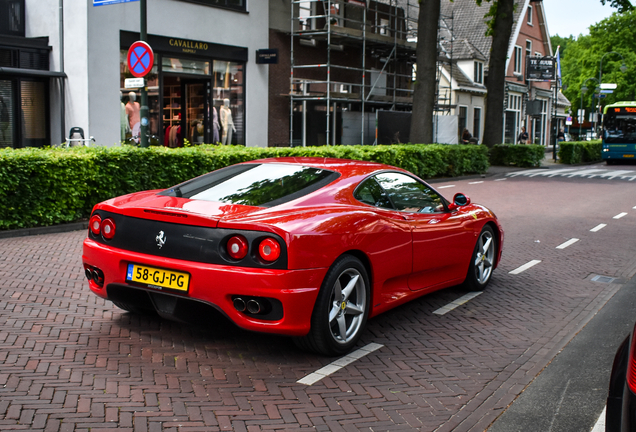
[
  {"xmin": 125, "ymin": 92, "xmax": 141, "ymax": 143},
  {"xmin": 220, "ymin": 98, "xmax": 235, "ymax": 145},
  {"xmin": 212, "ymin": 106, "xmax": 220, "ymax": 143},
  {"xmin": 119, "ymin": 92, "xmax": 129, "ymax": 142}
]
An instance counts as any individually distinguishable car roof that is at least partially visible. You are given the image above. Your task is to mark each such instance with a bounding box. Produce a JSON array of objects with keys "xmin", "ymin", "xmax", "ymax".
[{"xmin": 249, "ymin": 157, "xmax": 400, "ymax": 179}]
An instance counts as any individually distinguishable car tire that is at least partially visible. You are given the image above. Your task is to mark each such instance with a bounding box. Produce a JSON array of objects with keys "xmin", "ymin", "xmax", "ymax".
[
  {"xmin": 464, "ymin": 225, "xmax": 497, "ymax": 292},
  {"xmin": 294, "ymin": 255, "xmax": 370, "ymax": 356}
]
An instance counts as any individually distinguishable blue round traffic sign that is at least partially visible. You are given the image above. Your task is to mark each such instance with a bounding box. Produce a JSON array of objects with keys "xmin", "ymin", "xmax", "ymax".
[{"xmin": 127, "ymin": 41, "xmax": 154, "ymax": 78}]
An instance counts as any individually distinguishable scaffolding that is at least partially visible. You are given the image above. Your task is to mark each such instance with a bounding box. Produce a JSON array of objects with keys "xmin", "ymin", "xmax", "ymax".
[{"xmin": 289, "ymin": 0, "xmax": 420, "ymax": 146}]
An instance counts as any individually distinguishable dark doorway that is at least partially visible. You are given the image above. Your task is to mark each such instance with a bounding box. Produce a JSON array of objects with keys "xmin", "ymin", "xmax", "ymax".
[{"xmin": 162, "ymin": 75, "xmax": 210, "ymax": 147}]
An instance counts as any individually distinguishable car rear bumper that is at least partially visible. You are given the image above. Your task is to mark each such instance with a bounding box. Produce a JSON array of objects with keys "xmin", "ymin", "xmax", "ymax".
[{"xmin": 82, "ymin": 238, "xmax": 326, "ymax": 336}]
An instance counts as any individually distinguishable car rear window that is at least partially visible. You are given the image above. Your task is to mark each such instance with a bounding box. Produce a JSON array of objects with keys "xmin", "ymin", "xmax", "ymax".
[{"xmin": 159, "ymin": 163, "xmax": 339, "ymax": 207}]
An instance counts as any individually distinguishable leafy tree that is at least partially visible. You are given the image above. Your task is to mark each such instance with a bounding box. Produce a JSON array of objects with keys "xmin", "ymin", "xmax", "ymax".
[
  {"xmin": 559, "ymin": 10, "xmax": 636, "ymax": 116},
  {"xmin": 600, "ymin": 0, "xmax": 634, "ymax": 13}
]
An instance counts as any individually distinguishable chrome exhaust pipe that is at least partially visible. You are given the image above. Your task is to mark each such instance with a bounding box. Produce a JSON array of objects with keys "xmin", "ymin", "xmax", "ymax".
[
  {"xmin": 85, "ymin": 268, "xmax": 93, "ymax": 280},
  {"xmin": 233, "ymin": 297, "xmax": 246, "ymax": 312},
  {"xmin": 246, "ymin": 299, "xmax": 261, "ymax": 314}
]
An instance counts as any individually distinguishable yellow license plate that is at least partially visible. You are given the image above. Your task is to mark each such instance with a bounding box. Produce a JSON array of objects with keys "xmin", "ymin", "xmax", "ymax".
[
  {"xmin": 126, "ymin": 263, "xmax": 190, "ymax": 292},
  {"xmin": 624, "ymin": 154, "xmax": 634, "ymax": 158}
]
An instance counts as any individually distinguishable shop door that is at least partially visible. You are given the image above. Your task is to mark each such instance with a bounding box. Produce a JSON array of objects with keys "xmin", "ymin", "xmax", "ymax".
[
  {"xmin": 162, "ymin": 76, "xmax": 210, "ymax": 146},
  {"xmin": 184, "ymin": 80, "xmax": 209, "ymax": 145}
]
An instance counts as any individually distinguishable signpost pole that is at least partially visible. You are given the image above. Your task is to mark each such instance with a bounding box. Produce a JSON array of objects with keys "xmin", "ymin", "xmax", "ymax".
[{"xmin": 139, "ymin": 0, "xmax": 149, "ymax": 147}]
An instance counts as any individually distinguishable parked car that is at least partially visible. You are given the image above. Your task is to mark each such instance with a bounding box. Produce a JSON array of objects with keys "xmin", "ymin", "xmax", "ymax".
[
  {"xmin": 82, "ymin": 158, "xmax": 504, "ymax": 355},
  {"xmin": 607, "ymin": 322, "xmax": 636, "ymax": 431}
]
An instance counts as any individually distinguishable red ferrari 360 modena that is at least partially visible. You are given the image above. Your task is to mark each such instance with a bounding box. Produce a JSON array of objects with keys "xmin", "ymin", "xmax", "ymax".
[{"xmin": 82, "ymin": 157, "xmax": 503, "ymax": 355}]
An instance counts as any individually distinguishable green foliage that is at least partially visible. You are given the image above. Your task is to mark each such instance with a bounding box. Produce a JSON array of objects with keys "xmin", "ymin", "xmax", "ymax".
[
  {"xmin": 558, "ymin": 141, "xmax": 603, "ymax": 164},
  {"xmin": 0, "ymin": 144, "xmax": 489, "ymax": 230},
  {"xmin": 560, "ymin": 10, "xmax": 636, "ymax": 114},
  {"xmin": 489, "ymin": 144, "xmax": 545, "ymax": 167},
  {"xmin": 600, "ymin": 0, "xmax": 634, "ymax": 13}
]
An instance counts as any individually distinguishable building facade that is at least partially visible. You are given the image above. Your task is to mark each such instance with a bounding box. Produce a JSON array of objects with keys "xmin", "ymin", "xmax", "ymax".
[
  {"xmin": 1, "ymin": 0, "xmax": 270, "ymax": 148},
  {"xmin": 440, "ymin": 0, "xmax": 570, "ymax": 146}
]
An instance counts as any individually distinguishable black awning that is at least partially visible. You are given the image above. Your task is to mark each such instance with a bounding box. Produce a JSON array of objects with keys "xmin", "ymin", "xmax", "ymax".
[{"xmin": 0, "ymin": 67, "xmax": 67, "ymax": 78}]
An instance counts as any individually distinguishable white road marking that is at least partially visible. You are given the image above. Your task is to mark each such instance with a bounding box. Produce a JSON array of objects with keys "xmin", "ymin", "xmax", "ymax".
[
  {"xmin": 590, "ymin": 224, "xmax": 607, "ymax": 232},
  {"xmin": 297, "ymin": 343, "xmax": 383, "ymax": 385},
  {"xmin": 633, "ymin": 205, "xmax": 636, "ymax": 209},
  {"xmin": 495, "ymin": 178, "xmax": 507, "ymax": 181},
  {"xmin": 556, "ymin": 238, "xmax": 579, "ymax": 250},
  {"xmin": 433, "ymin": 292, "xmax": 483, "ymax": 315},
  {"xmin": 614, "ymin": 212, "xmax": 628, "ymax": 219},
  {"xmin": 468, "ymin": 181, "xmax": 484, "ymax": 184},
  {"xmin": 591, "ymin": 406, "xmax": 606, "ymax": 432},
  {"xmin": 509, "ymin": 260, "xmax": 542, "ymax": 275},
  {"xmin": 438, "ymin": 185, "xmax": 455, "ymax": 189}
]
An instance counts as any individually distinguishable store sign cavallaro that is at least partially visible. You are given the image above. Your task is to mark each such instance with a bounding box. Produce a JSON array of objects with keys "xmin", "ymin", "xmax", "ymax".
[{"xmin": 169, "ymin": 38, "xmax": 209, "ymax": 54}]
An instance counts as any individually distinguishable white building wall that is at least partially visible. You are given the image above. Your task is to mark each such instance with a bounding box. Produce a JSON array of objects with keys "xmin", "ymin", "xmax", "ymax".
[{"xmin": 25, "ymin": 0, "xmax": 90, "ymax": 145}]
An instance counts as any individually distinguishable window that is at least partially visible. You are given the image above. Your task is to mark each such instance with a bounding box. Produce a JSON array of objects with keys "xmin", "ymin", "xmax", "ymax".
[
  {"xmin": 354, "ymin": 177, "xmax": 392, "ymax": 209},
  {"xmin": 473, "ymin": 107, "xmax": 482, "ymax": 141},
  {"xmin": 514, "ymin": 46, "xmax": 522, "ymax": 74},
  {"xmin": 527, "ymin": 5, "xmax": 533, "ymax": 25},
  {"xmin": 374, "ymin": 173, "xmax": 445, "ymax": 214},
  {"xmin": 176, "ymin": 0, "xmax": 245, "ymax": 12},
  {"xmin": 526, "ymin": 40, "xmax": 532, "ymax": 59},
  {"xmin": 458, "ymin": 106, "xmax": 467, "ymax": 138},
  {"xmin": 535, "ymin": 52, "xmax": 542, "ymax": 57},
  {"xmin": 163, "ymin": 163, "xmax": 339, "ymax": 207},
  {"xmin": 474, "ymin": 61, "xmax": 483, "ymax": 84}
]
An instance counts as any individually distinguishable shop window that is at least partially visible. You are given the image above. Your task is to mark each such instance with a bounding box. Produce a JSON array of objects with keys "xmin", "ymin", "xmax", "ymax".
[
  {"xmin": 20, "ymin": 80, "xmax": 47, "ymax": 147},
  {"xmin": 162, "ymin": 57, "xmax": 210, "ymax": 76},
  {"xmin": 0, "ymin": 80, "xmax": 13, "ymax": 148},
  {"xmin": 213, "ymin": 60, "xmax": 244, "ymax": 145}
]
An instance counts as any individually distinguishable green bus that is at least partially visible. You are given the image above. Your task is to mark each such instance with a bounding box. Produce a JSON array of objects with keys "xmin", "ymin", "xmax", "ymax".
[{"xmin": 602, "ymin": 101, "xmax": 636, "ymax": 164}]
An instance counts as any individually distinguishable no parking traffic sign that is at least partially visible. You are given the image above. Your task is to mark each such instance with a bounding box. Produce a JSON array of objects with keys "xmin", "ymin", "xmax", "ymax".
[{"xmin": 127, "ymin": 41, "xmax": 154, "ymax": 78}]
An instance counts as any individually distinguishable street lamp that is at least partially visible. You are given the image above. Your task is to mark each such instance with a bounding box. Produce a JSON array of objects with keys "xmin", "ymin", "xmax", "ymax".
[
  {"xmin": 599, "ymin": 51, "xmax": 627, "ymax": 86},
  {"xmin": 580, "ymin": 77, "xmax": 599, "ymax": 138}
]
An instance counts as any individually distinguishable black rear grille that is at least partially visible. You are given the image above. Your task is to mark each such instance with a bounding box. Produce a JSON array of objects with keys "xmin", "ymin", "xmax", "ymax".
[{"xmin": 89, "ymin": 210, "xmax": 288, "ymax": 269}]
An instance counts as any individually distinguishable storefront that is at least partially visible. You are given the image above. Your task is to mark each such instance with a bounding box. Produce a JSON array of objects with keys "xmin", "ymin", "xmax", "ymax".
[{"xmin": 120, "ymin": 31, "xmax": 247, "ymax": 147}]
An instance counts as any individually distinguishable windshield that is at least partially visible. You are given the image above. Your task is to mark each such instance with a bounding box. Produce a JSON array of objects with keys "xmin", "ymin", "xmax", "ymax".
[
  {"xmin": 603, "ymin": 112, "xmax": 636, "ymax": 144},
  {"xmin": 160, "ymin": 163, "xmax": 339, "ymax": 207}
]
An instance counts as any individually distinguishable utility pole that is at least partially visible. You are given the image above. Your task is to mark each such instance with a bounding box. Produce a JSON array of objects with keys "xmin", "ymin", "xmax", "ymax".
[{"xmin": 139, "ymin": 0, "xmax": 149, "ymax": 147}]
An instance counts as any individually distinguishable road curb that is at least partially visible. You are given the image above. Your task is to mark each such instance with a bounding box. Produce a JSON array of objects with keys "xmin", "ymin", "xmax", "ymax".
[{"xmin": 0, "ymin": 221, "xmax": 88, "ymax": 239}]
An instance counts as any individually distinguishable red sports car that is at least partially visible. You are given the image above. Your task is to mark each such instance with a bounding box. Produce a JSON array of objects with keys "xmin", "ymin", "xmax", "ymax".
[{"xmin": 82, "ymin": 157, "xmax": 503, "ymax": 355}]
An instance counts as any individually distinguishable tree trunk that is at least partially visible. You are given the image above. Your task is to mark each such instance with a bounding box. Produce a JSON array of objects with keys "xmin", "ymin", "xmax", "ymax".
[
  {"xmin": 410, "ymin": 0, "xmax": 440, "ymax": 144},
  {"xmin": 482, "ymin": 0, "xmax": 515, "ymax": 147}
]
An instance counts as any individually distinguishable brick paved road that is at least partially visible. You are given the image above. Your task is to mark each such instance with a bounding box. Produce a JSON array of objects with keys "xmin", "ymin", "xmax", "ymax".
[{"xmin": 1, "ymin": 173, "xmax": 635, "ymax": 432}]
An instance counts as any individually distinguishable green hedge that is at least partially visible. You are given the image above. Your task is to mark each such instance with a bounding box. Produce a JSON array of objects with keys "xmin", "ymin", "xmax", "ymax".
[
  {"xmin": 0, "ymin": 143, "xmax": 489, "ymax": 230},
  {"xmin": 558, "ymin": 141, "xmax": 602, "ymax": 164},
  {"xmin": 489, "ymin": 144, "xmax": 546, "ymax": 167}
]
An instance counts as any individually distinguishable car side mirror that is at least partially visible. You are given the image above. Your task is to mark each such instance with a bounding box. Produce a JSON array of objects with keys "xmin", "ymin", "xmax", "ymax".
[{"xmin": 448, "ymin": 193, "xmax": 471, "ymax": 211}]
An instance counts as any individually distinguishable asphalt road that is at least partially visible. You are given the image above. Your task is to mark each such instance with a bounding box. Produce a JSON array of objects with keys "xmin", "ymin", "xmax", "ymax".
[{"xmin": 0, "ymin": 162, "xmax": 635, "ymax": 432}]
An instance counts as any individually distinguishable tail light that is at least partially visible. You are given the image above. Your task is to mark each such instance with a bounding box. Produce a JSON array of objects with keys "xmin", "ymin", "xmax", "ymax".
[
  {"xmin": 101, "ymin": 218, "xmax": 116, "ymax": 240},
  {"xmin": 89, "ymin": 214, "xmax": 102, "ymax": 235},
  {"xmin": 258, "ymin": 238, "xmax": 281, "ymax": 262},
  {"xmin": 627, "ymin": 324, "xmax": 636, "ymax": 393},
  {"xmin": 227, "ymin": 235, "xmax": 248, "ymax": 260}
]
